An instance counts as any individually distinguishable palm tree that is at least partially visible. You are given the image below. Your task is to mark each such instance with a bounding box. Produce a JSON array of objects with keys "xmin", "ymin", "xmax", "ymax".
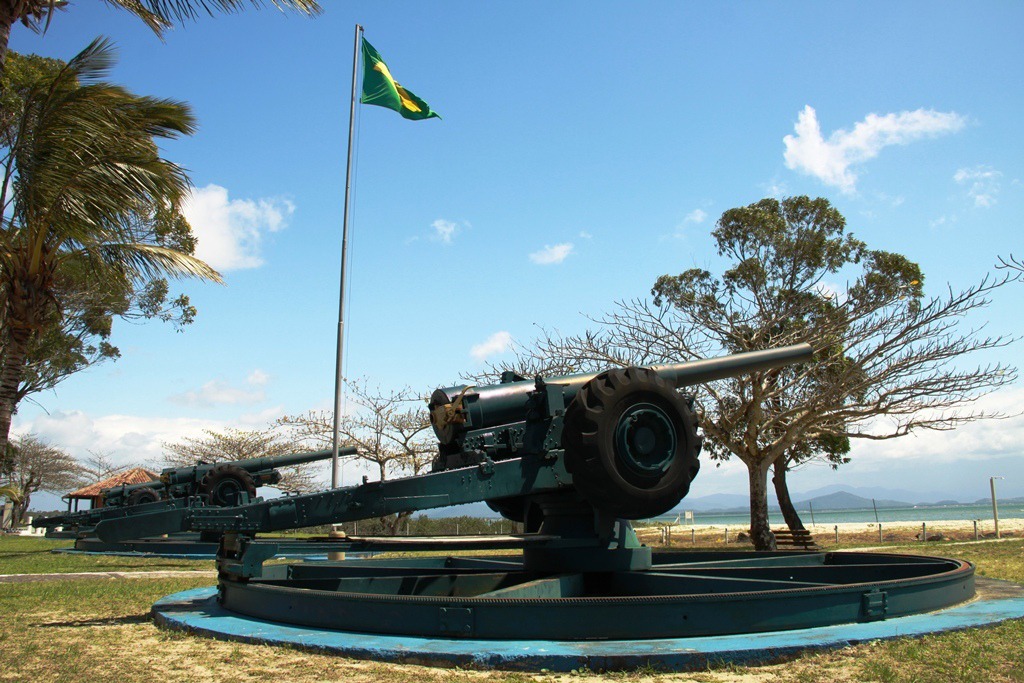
[
  {"xmin": 0, "ymin": 37, "xmax": 222, "ymax": 454},
  {"xmin": 0, "ymin": 482, "xmax": 23, "ymax": 527},
  {"xmin": 0, "ymin": 0, "xmax": 322, "ymax": 73}
]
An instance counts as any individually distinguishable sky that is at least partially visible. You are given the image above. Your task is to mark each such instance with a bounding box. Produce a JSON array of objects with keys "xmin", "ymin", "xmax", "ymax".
[{"xmin": 9, "ymin": 1, "xmax": 1024, "ymax": 506}]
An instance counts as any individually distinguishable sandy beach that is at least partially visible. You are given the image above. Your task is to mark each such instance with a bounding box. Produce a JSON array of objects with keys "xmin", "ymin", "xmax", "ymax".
[{"xmin": 637, "ymin": 517, "xmax": 1024, "ymax": 546}]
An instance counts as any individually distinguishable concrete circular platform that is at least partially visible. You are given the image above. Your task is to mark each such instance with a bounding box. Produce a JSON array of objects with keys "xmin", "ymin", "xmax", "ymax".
[{"xmin": 152, "ymin": 577, "xmax": 1024, "ymax": 672}]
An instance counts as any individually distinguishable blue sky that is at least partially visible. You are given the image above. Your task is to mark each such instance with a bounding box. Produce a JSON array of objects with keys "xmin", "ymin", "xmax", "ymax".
[{"xmin": 10, "ymin": 2, "xmax": 1024, "ymax": 503}]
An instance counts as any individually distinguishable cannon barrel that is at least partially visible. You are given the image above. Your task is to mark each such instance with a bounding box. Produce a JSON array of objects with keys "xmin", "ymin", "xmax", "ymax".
[
  {"xmin": 159, "ymin": 447, "xmax": 354, "ymax": 487},
  {"xmin": 430, "ymin": 343, "xmax": 814, "ymax": 444}
]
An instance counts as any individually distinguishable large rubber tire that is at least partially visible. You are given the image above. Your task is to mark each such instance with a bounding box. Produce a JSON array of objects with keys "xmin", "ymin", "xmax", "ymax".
[
  {"xmin": 126, "ymin": 487, "xmax": 161, "ymax": 506},
  {"xmin": 198, "ymin": 464, "xmax": 257, "ymax": 507},
  {"xmin": 563, "ymin": 367, "xmax": 701, "ymax": 519}
]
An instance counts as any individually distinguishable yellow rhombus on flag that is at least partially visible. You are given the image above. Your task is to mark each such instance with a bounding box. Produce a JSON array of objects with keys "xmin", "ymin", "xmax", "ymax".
[{"xmin": 359, "ymin": 38, "xmax": 440, "ymax": 121}]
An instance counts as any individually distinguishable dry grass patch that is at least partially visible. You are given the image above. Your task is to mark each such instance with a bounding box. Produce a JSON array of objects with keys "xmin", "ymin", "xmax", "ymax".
[{"xmin": 1, "ymin": 539, "xmax": 1023, "ymax": 682}]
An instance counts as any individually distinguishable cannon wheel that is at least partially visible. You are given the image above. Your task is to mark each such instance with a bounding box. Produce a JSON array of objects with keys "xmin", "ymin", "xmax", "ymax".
[
  {"xmin": 198, "ymin": 464, "xmax": 257, "ymax": 507},
  {"xmin": 126, "ymin": 487, "xmax": 161, "ymax": 506},
  {"xmin": 563, "ymin": 366, "xmax": 701, "ymax": 519}
]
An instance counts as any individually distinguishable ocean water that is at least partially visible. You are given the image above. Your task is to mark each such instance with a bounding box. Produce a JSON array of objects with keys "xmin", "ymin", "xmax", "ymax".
[{"xmin": 653, "ymin": 503, "xmax": 1024, "ymax": 527}]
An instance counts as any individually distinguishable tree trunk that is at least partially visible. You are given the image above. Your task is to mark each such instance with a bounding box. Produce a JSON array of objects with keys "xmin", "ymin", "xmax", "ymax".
[
  {"xmin": 0, "ymin": 325, "xmax": 31, "ymax": 458},
  {"xmin": 0, "ymin": 325, "xmax": 31, "ymax": 457},
  {"xmin": 773, "ymin": 460, "xmax": 805, "ymax": 531},
  {"xmin": 0, "ymin": 10, "xmax": 13, "ymax": 76},
  {"xmin": 747, "ymin": 461, "xmax": 777, "ymax": 551},
  {"xmin": 13, "ymin": 491, "xmax": 28, "ymax": 525}
]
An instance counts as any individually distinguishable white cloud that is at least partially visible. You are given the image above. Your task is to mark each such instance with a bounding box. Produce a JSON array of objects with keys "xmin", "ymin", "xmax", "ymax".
[
  {"xmin": 783, "ymin": 106, "xmax": 966, "ymax": 193},
  {"xmin": 579, "ymin": 230, "xmax": 593, "ymax": 239},
  {"xmin": 14, "ymin": 411, "xmax": 222, "ymax": 468},
  {"xmin": 930, "ymin": 214, "xmax": 958, "ymax": 229},
  {"xmin": 170, "ymin": 370, "xmax": 269, "ymax": 407},
  {"xmin": 954, "ymin": 166, "xmax": 1002, "ymax": 207},
  {"xmin": 529, "ymin": 243, "xmax": 574, "ymax": 265},
  {"xmin": 247, "ymin": 369, "xmax": 270, "ymax": 386},
  {"xmin": 470, "ymin": 331, "xmax": 512, "ymax": 362},
  {"xmin": 684, "ymin": 209, "xmax": 707, "ymax": 224},
  {"xmin": 431, "ymin": 219, "xmax": 458, "ymax": 244},
  {"xmin": 814, "ymin": 280, "xmax": 843, "ymax": 302},
  {"xmin": 182, "ymin": 184, "xmax": 295, "ymax": 271}
]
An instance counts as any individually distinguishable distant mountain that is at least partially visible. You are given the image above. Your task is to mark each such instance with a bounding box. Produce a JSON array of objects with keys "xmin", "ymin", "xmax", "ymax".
[
  {"xmin": 973, "ymin": 496, "xmax": 1024, "ymax": 506},
  {"xmin": 796, "ymin": 491, "xmax": 908, "ymax": 510},
  {"xmin": 791, "ymin": 484, "xmax": 963, "ymax": 505},
  {"xmin": 679, "ymin": 493, "xmax": 758, "ymax": 512},
  {"xmin": 676, "ymin": 488, "xmax": 915, "ymax": 515}
]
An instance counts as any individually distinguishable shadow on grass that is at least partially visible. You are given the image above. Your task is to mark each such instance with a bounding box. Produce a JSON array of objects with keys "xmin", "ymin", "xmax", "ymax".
[
  {"xmin": 36, "ymin": 613, "xmax": 151, "ymax": 628},
  {"xmin": 0, "ymin": 549, "xmax": 55, "ymax": 559}
]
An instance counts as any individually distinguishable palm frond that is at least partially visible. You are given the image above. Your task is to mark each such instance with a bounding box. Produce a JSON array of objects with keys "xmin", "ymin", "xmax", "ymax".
[
  {"xmin": 85, "ymin": 243, "xmax": 223, "ymax": 284},
  {"xmin": 0, "ymin": 483, "xmax": 23, "ymax": 504},
  {"xmin": 102, "ymin": 0, "xmax": 321, "ymax": 33}
]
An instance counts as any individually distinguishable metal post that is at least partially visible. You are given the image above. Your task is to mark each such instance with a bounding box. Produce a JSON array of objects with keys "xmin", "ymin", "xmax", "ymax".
[
  {"xmin": 331, "ymin": 23, "xmax": 365, "ymax": 489},
  {"xmin": 878, "ymin": 524, "xmax": 883, "ymax": 543},
  {"xmin": 921, "ymin": 522, "xmax": 927, "ymax": 542},
  {"xmin": 691, "ymin": 527, "xmax": 696, "ymax": 544},
  {"xmin": 834, "ymin": 525, "xmax": 838, "ymax": 544},
  {"xmin": 724, "ymin": 527, "xmax": 729, "ymax": 543},
  {"xmin": 991, "ymin": 476, "xmax": 1004, "ymax": 539},
  {"xmin": 974, "ymin": 519, "xmax": 979, "ymax": 541}
]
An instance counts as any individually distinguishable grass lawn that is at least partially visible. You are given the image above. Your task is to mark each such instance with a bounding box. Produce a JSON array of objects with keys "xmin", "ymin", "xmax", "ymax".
[
  {"xmin": 0, "ymin": 536, "xmax": 211, "ymax": 575},
  {"xmin": 0, "ymin": 535, "xmax": 1022, "ymax": 682}
]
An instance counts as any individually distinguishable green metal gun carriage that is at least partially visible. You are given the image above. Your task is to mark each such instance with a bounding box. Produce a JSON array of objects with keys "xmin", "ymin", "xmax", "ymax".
[
  {"xmin": 95, "ymin": 342, "xmax": 977, "ymax": 647},
  {"xmin": 34, "ymin": 447, "xmax": 354, "ymax": 554}
]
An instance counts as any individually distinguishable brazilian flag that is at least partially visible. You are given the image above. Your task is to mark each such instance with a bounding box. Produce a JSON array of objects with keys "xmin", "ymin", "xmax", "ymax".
[{"xmin": 360, "ymin": 38, "xmax": 440, "ymax": 121}]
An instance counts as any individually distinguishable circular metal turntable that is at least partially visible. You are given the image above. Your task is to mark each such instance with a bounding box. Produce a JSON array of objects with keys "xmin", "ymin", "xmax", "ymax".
[{"xmin": 218, "ymin": 548, "xmax": 975, "ymax": 640}]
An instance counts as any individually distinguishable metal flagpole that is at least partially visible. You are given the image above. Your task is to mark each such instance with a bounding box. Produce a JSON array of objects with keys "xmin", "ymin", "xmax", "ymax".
[{"xmin": 332, "ymin": 23, "xmax": 364, "ymax": 489}]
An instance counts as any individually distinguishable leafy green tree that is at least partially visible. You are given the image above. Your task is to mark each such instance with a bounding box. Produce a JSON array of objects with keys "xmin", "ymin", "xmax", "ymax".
[
  {"xmin": 493, "ymin": 197, "xmax": 1014, "ymax": 550},
  {"xmin": 0, "ymin": 39, "xmax": 221, "ymax": 456},
  {"xmin": 0, "ymin": 0, "xmax": 322, "ymax": 73}
]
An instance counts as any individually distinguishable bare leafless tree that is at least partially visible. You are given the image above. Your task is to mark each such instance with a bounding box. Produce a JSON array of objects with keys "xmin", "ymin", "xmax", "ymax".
[
  {"xmin": 163, "ymin": 427, "xmax": 323, "ymax": 494},
  {"xmin": 78, "ymin": 450, "xmax": 129, "ymax": 483},
  {"xmin": 4, "ymin": 434, "xmax": 83, "ymax": 524},
  {"xmin": 279, "ymin": 380, "xmax": 435, "ymax": 535}
]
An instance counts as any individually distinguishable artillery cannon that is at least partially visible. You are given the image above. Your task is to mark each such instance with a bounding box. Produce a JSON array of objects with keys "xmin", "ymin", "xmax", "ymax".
[
  {"xmin": 93, "ymin": 344, "xmax": 814, "ymax": 549},
  {"xmin": 119, "ymin": 341, "xmax": 979, "ymax": 653},
  {"xmin": 34, "ymin": 447, "xmax": 354, "ymax": 534}
]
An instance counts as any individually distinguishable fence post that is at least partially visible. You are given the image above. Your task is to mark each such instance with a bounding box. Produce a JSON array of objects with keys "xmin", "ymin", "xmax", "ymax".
[
  {"xmin": 834, "ymin": 525, "xmax": 839, "ymax": 544},
  {"xmin": 921, "ymin": 522, "xmax": 927, "ymax": 542},
  {"xmin": 974, "ymin": 520, "xmax": 979, "ymax": 541},
  {"xmin": 724, "ymin": 527, "xmax": 729, "ymax": 543},
  {"xmin": 878, "ymin": 524, "xmax": 883, "ymax": 543},
  {"xmin": 691, "ymin": 528, "xmax": 696, "ymax": 544}
]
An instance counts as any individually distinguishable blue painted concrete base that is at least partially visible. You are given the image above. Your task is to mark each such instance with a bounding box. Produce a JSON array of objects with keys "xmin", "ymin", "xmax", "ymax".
[{"xmin": 151, "ymin": 578, "xmax": 1024, "ymax": 672}]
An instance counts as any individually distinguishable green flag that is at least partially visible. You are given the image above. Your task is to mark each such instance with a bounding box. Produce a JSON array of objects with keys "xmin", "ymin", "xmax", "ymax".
[{"xmin": 360, "ymin": 38, "xmax": 440, "ymax": 121}]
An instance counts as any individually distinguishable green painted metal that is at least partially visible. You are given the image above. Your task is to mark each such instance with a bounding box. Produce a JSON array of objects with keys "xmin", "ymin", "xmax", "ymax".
[
  {"xmin": 33, "ymin": 446, "xmax": 357, "ymax": 533},
  {"xmin": 93, "ymin": 344, "xmax": 813, "ymax": 546},
  {"xmin": 428, "ymin": 344, "xmax": 813, "ymax": 468},
  {"xmin": 95, "ymin": 454, "xmax": 573, "ymax": 542},
  {"xmin": 216, "ymin": 550, "xmax": 975, "ymax": 640}
]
